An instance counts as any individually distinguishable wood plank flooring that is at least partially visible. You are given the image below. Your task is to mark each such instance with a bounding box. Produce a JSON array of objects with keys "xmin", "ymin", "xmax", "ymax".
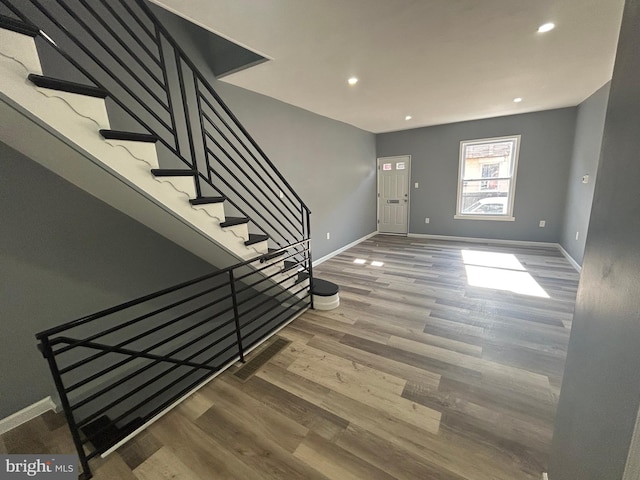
[{"xmin": 1, "ymin": 235, "xmax": 579, "ymax": 479}]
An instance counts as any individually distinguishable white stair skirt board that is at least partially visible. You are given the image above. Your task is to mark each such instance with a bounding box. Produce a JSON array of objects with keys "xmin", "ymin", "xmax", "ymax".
[
  {"xmin": 0, "ymin": 397, "xmax": 57, "ymax": 435},
  {"xmin": 0, "ymin": 28, "xmax": 287, "ymax": 291},
  {"xmin": 313, "ymin": 292, "xmax": 340, "ymax": 310}
]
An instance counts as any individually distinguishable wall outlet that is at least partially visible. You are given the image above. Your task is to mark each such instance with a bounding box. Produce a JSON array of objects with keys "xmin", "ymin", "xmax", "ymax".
[
  {"xmin": 425, "ymin": 217, "xmax": 430, "ymax": 224},
  {"xmin": 326, "ymin": 232, "xmax": 330, "ymax": 240},
  {"xmin": 539, "ymin": 220, "xmax": 546, "ymax": 228},
  {"xmin": 582, "ymin": 174, "xmax": 589, "ymax": 184},
  {"xmin": 415, "ymin": 182, "xmax": 419, "ymax": 188},
  {"xmin": 576, "ymin": 231, "xmax": 579, "ymax": 240}
]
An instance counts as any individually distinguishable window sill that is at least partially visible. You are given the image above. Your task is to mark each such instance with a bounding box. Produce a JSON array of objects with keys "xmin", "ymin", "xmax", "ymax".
[{"xmin": 454, "ymin": 215, "xmax": 515, "ymax": 222}]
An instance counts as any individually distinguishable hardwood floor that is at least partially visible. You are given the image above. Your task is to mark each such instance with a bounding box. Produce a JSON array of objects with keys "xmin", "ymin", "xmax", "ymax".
[{"xmin": 2, "ymin": 235, "xmax": 579, "ymax": 479}]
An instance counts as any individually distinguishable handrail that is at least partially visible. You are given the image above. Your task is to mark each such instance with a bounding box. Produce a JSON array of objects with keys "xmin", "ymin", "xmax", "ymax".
[
  {"xmin": 35, "ymin": 239, "xmax": 309, "ymax": 339},
  {"xmin": 134, "ymin": 0, "xmax": 311, "ymax": 213},
  {"xmin": 33, "ymin": 238, "xmax": 311, "ymax": 478},
  {"xmin": 2, "ymin": 0, "xmax": 311, "ymax": 254}
]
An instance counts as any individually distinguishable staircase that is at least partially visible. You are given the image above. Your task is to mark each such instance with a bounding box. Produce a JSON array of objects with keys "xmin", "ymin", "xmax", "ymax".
[{"xmin": 0, "ymin": 2, "xmax": 316, "ymax": 478}]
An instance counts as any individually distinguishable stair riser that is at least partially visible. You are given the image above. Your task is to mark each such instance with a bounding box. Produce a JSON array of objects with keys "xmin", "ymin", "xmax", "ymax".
[
  {"xmin": 152, "ymin": 176, "xmax": 196, "ymax": 199},
  {"xmin": 36, "ymin": 87, "xmax": 110, "ymax": 130},
  {"xmin": 221, "ymin": 223, "xmax": 249, "ymax": 242},
  {"xmin": 102, "ymin": 140, "xmax": 158, "ymax": 169},
  {"xmin": 190, "ymin": 202, "xmax": 225, "ymax": 222},
  {"xmin": 0, "ymin": 29, "xmax": 42, "ymax": 76}
]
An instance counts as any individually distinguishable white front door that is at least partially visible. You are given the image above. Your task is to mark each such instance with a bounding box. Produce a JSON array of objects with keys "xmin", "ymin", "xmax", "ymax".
[{"xmin": 377, "ymin": 156, "xmax": 410, "ymax": 234}]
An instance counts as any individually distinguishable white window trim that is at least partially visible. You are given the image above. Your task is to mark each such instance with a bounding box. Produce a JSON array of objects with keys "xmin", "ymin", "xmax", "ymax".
[{"xmin": 454, "ymin": 134, "xmax": 521, "ymax": 221}]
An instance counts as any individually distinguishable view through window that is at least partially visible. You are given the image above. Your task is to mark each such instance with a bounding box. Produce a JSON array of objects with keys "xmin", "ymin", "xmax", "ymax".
[{"xmin": 456, "ymin": 135, "xmax": 521, "ymax": 220}]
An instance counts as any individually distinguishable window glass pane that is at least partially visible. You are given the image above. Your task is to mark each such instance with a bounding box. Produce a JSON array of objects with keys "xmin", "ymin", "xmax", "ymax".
[
  {"xmin": 457, "ymin": 135, "xmax": 520, "ymax": 218},
  {"xmin": 462, "ymin": 140, "xmax": 514, "ymax": 180},
  {"xmin": 460, "ymin": 180, "xmax": 510, "ymax": 215},
  {"xmin": 396, "ymin": 162, "xmax": 405, "ymax": 170}
]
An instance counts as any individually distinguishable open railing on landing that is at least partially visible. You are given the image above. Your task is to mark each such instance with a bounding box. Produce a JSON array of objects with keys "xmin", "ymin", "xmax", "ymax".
[
  {"xmin": 0, "ymin": 0, "xmax": 311, "ymax": 260},
  {"xmin": 35, "ymin": 241, "xmax": 311, "ymax": 479}
]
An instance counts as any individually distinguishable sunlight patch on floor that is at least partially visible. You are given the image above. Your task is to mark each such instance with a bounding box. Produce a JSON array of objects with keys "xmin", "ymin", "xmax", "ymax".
[{"xmin": 462, "ymin": 250, "xmax": 549, "ymax": 298}]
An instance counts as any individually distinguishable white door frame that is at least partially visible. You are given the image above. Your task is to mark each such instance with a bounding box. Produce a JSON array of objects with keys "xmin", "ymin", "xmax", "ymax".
[{"xmin": 377, "ymin": 155, "xmax": 411, "ymax": 235}]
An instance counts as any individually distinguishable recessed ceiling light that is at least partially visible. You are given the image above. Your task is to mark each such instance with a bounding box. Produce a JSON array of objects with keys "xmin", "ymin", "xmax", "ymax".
[
  {"xmin": 537, "ymin": 22, "xmax": 555, "ymax": 33},
  {"xmin": 405, "ymin": 115, "xmax": 412, "ymax": 121},
  {"xmin": 348, "ymin": 77, "xmax": 358, "ymax": 86},
  {"xmin": 513, "ymin": 97, "xmax": 523, "ymax": 103},
  {"xmin": 353, "ymin": 258, "xmax": 366, "ymax": 264},
  {"xmin": 371, "ymin": 261, "xmax": 384, "ymax": 267}
]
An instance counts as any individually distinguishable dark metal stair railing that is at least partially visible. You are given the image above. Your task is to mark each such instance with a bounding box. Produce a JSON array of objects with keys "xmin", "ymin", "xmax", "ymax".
[
  {"xmin": 35, "ymin": 241, "xmax": 310, "ymax": 479},
  {"xmin": 0, "ymin": 0, "xmax": 311, "ymax": 258}
]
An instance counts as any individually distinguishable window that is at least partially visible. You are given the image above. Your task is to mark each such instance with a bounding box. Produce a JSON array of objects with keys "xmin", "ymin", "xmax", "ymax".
[{"xmin": 455, "ymin": 135, "xmax": 520, "ymax": 220}]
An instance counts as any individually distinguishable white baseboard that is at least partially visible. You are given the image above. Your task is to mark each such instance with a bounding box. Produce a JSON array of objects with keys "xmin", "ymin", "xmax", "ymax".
[
  {"xmin": 407, "ymin": 233, "xmax": 583, "ymax": 273},
  {"xmin": 313, "ymin": 231, "xmax": 377, "ymax": 267},
  {"xmin": 407, "ymin": 232, "xmax": 558, "ymax": 248},
  {"xmin": 0, "ymin": 396, "xmax": 57, "ymax": 435},
  {"xmin": 557, "ymin": 244, "xmax": 582, "ymax": 272}
]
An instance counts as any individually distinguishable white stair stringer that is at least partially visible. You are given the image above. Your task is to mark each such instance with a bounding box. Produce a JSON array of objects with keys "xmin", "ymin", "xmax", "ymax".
[{"xmin": 0, "ymin": 29, "xmax": 300, "ymax": 285}]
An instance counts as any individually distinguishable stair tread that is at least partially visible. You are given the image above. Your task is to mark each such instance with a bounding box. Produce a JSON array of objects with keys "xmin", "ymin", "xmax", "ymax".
[
  {"xmin": 311, "ymin": 278, "xmax": 340, "ymax": 296},
  {"xmin": 190, "ymin": 196, "xmax": 225, "ymax": 205},
  {"xmin": 220, "ymin": 217, "xmax": 249, "ymax": 228},
  {"xmin": 296, "ymin": 272, "xmax": 339, "ymax": 296},
  {"xmin": 100, "ymin": 129, "xmax": 157, "ymax": 143},
  {"xmin": 0, "ymin": 14, "xmax": 39, "ymax": 37},
  {"xmin": 245, "ymin": 233, "xmax": 269, "ymax": 246},
  {"xmin": 282, "ymin": 260, "xmax": 301, "ymax": 273},
  {"xmin": 264, "ymin": 248, "xmax": 287, "ymax": 260},
  {"xmin": 27, "ymin": 74, "xmax": 108, "ymax": 98},
  {"xmin": 151, "ymin": 169, "xmax": 197, "ymax": 177}
]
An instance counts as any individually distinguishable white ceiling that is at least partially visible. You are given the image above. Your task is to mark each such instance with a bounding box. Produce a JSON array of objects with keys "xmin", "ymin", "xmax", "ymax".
[{"xmin": 152, "ymin": 0, "xmax": 624, "ymax": 134}]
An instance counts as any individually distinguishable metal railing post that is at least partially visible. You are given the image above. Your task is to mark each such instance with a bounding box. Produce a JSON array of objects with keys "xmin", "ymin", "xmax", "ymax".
[
  {"xmin": 39, "ymin": 336, "xmax": 93, "ymax": 479},
  {"xmin": 174, "ymin": 51, "xmax": 202, "ymax": 198},
  {"xmin": 305, "ymin": 208, "xmax": 314, "ymax": 309},
  {"xmin": 228, "ymin": 270, "xmax": 245, "ymax": 362}
]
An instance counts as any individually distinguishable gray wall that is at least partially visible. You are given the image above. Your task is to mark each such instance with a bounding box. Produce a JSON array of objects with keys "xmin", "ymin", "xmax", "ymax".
[
  {"xmin": 548, "ymin": 0, "xmax": 640, "ymax": 478},
  {"xmin": 376, "ymin": 109, "xmax": 576, "ymax": 242},
  {"xmin": 560, "ymin": 82, "xmax": 611, "ymax": 265},
  {"xmin": 0, "ymin": 142, "xmax": 214, "ymax": 418}
]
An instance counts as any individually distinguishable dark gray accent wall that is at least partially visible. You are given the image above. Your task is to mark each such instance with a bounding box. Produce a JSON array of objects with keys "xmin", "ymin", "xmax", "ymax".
[
  {"xmin": 0, "ymin": 141, "xmax": 214, "ymax": 418},
  {"xmin": 548, "ymin": 0, "xmax": 639, "ymax": 478},
  {"xmin": 214, "ymin": 81, "xmax": 377, "ymax": 259},
  {"xmin": 560, "ymin": 82, "xmax": 611, "ymax": 265},
  {"xmin": 376, "ymin": 109, "xmax": 576, "ymax": 242}
]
